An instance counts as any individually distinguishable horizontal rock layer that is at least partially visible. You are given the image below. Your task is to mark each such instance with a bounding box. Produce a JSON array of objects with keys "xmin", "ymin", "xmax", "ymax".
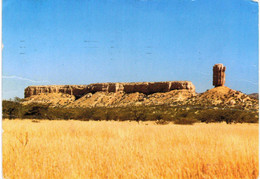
[{"xmin": 24, "ymin": 81, "xmax": 195, "ymax": 98}]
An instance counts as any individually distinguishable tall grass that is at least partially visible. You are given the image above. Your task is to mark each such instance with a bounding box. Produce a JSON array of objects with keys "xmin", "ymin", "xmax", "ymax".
[{"xmin": 3, "ymin": 120, "xmax": 259, "ymax": 178}]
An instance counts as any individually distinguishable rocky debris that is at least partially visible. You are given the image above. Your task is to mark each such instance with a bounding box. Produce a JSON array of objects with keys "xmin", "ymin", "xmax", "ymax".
[
  {"xmin": 248, "ymin": 93, "xmax": 259, "ymax": 100},
  {"xmin": 198, "ymin": 86, "xmax": 249, "ymax": 103},
  {"xmin": 143, "ymin": 90, "xmax": 195, "ymax": 105},
  {"xmin": 23, "ymin": 89, "xmax": 196, "ymax": 108},
  {"xmin": 213, "ymin": 64, "xmax": 226, "ymax": 87},
  {"xmin": 182, "ymin": 86, "xmax": 258, "ymax": 110},
  {"xmin": 24, "ymin": 81, "xmax": 195, "ymax": 98},
  {"xmin": 22, "ymin": 93, "xmax": 75, "ymax": 107}
]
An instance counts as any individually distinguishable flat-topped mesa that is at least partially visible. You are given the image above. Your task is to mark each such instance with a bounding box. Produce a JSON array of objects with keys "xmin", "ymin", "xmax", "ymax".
[{"xmin": 24, "ymin": 81, "xmax": 195, "ymax": 98}]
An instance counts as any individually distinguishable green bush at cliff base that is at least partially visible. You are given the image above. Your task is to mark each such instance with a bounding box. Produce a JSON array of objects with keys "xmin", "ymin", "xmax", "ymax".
[
  {"xmin": 2, "ymin": 100, "xmax": 258, "ymax": 124},
  {"xmin": 197, "ymin": 109, "xmax": 258, "ymax": 124},
  {"xmin": 2, "ymin": 100, "xmax": 22, "ymax": 119},
  {"xmin": 174, "ymin": 118, "xmax": 199, "ymax": 125}
]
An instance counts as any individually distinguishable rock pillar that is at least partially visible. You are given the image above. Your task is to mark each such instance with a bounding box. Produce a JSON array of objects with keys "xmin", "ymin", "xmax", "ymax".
[{"xmin": 213, "ymin": 64, "xmax": 226, "ymax": 87}]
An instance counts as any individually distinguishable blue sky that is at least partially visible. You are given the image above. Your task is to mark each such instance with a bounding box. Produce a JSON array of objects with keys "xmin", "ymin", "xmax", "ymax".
[{"xmin": 2, "ymin": 0, "xmax": 258, "ymax": 99}]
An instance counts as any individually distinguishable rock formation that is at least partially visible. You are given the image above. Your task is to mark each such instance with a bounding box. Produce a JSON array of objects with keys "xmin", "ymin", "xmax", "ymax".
[
  {"xmin": 213, "ymin": 64, "xmax": 226, "ymax": 87},
  {"xmin": 24, "ymin": 81, "xmax": 195, "ymax": 98},
  {"xmin": 22, "ymin": 69, "xmax": 259, "ymax": 110}
]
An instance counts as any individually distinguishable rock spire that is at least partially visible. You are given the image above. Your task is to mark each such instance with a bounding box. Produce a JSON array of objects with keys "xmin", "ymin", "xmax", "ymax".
[{"xmin": 213, "ymin": 64, "xmax": 226, "ymax": 87}]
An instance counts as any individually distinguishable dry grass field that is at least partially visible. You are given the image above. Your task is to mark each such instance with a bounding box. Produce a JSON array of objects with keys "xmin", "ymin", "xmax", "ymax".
[{"xmin": 3, "ymin": 120, "xmax": 259, "ymax": 179}]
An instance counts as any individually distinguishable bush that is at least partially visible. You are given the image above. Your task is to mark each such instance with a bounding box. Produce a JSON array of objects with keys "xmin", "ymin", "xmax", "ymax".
[
  {"xmin": 197, "ymin": 109, "xmax": 259, "ymax": 124},
  {"xmin": 116, "ymin": 108, "xmax": 147, "ymax": 122},
  {"xmin": 174, "ymin": 117, "xmax": 198, "ymax": 125},
  {"xmin": 237, "ymin": 112, "xmax": 258, "ymax": 123},
  {"xmin": 2, "ymin": 100, "xmax": 22, "ymax": 119},
  {"xmin": 2, "ymin": 100, "xmax": 258, "ymax": 124},
  {"xmin": 153, "ymin": 113, "xmax": 164, "ymax": 120},
  {"xmin": 155, "ymin": 120, "xmax": 170, "ymax": 125},
  {"xmin": 21, "ymin": 103, "xmax": 50, "ymax": 119}
]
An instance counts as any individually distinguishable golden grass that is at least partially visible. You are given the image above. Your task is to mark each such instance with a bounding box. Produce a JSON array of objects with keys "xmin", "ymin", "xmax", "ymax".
[{"xmin": 3, "ymin": 120, "xmax": 259, "ymax": 179}]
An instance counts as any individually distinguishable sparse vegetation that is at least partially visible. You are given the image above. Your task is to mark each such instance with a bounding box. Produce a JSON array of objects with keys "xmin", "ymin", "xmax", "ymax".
[
  {"xmin": 174, "ymin": 117, "xmax": 199, "ymax": 125},
  {"xmin": 155, "ymin": 119, "xmax": 170, "ymax": 125},
  {"xmin": 2, "ymin": 100, "xmax": 22, "ymax": 119},
  {"xmin": 2, "ymin": 100, "xmax": 258, "ymax": 124},
  {"xmin": 197, "ymin": 109, "xmax": 258, "ymax": 124}
]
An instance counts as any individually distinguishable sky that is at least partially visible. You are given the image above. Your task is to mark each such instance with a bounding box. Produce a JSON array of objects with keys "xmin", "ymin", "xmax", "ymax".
[{"xmin": 2, "ymin": 0, "xmax": 259, "ymax": 99}]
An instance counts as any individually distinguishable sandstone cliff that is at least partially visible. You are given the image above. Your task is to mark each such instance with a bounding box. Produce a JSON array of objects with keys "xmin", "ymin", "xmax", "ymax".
[{"xmin": 24, "ymin": 81, "xmax": 195, "ymax": 98}]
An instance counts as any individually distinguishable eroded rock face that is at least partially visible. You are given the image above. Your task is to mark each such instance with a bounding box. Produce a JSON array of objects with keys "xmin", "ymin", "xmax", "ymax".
[
  {"xmin": 24, "ymin": 81, "xmax": 195, "ymax": 98},
  {"xmin": 213, "ymin": 64, "xmax": 226, "ymax": 87}
]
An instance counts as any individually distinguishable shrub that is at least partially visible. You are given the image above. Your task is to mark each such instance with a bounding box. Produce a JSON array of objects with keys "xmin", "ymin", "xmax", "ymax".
[
  {"xmin": 237, "ymin": 112, "xmax": 258, "ymax": 123},
  {"xmin": 148, "ymin": 112, "xmax": 164, "ymax": 121},
  {"xmin": 2, "ymin": 100, "xmax": 258, "ymax": 124},
  {"xmin": 116, "ymin": 108, "xmax": 146, "ymax": 122},
  {"xmin": 2, "ymin": 100, "xmax": 22, "ymax": 119},
  {"xmin": 21, "ymin": 103, "xmax": 50, "ymax": 119},
  {"xmin": 174, "ymin": 117, "xmax": 198, "ymax": 125},
  {"xmin": 32, "ymin": 119, "xmax": 40, "ymax": 123},
  {"xmin": 197, "ymin": 109, "xmax": 259, "ymax": 124},
  {"xmin": 155, "ymin": 120, "xmax": 170, "ymax": 125}
]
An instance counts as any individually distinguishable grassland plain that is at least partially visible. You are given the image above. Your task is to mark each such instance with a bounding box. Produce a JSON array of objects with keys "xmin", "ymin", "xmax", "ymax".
[{"xmin": 3, "ymin": 120, "xmax": 259, "ymax": 179}]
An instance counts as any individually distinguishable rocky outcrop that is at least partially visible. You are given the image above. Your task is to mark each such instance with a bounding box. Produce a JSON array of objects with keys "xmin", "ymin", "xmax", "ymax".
[
  {"xmin": 183, "ymin": 86, "xmax": 259, "ymax": 110},
  {"xmin": 23, "ymin": 84, "xmax": 258, "ymax": 110},
  {"xmin": 213, "ymin": 64, "xmax": 226, "ymax": 87},
  {"xmin": 24, "ymin": 81, "xmax": 195, "ymax": 98}
]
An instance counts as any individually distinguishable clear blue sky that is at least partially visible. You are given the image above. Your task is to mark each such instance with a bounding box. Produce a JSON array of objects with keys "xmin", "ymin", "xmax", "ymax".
[{"xmin": 2, "ymin": 0, "xmax": 258, "ymax": 99}]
